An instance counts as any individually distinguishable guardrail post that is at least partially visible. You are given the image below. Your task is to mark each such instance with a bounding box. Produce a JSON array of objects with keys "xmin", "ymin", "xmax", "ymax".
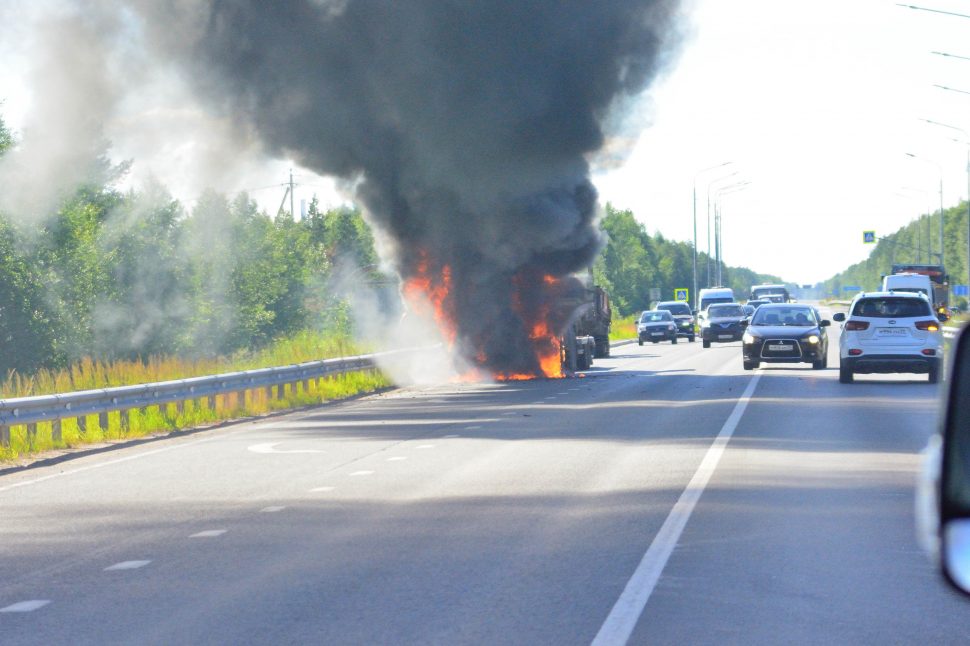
[
  {"xmin": 52, "ymin": 419, "xmax": 62, "ymax": 443},
  {"xmin": 207, "ymin": 395, "xmax": 216, "ymax": 411},
  {"xmin": 99, "ymin": 411, "xmax": 109, "ymax": 434},
  {"xmin": 303, "ymin": 379, "xmax": 311, "ymax": 395},
  {"xmin": 0, "ymin": 425, "xmax": 9, "ymax": 447},
  {"xmin": 77, "ymin": 415, "xmax": 87, "ymax": 436},
  {"xmin": 237, "ymin": 391, "xmax": 247, "ymax": 410},
  {"xmin": 26, "ymin": 423, "xmax": 37, "ymax": 445},
  {"xmin": 276, "ymin": 384, "xmax": 286, "ymax": 401},
  {"xmin": 121, "ymin": 409, "xmax": 133, "ymax": 434}
]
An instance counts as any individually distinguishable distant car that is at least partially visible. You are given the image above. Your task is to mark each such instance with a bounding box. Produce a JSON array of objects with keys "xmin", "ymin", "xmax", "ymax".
[
  {"xmin": 654, "ymin": 300, "xmax": 696, "ymax": 342},
  {"xmin": 637, "ymin": 310, "xmax": 678, "ymax": 345},
  {"xmin": 742, "ymin": 304, "xmax": 756, "ymax": 317},
  {"xmin": 746, "ymin": 298, "xmax": 771, "ymax": 310},
  {"xmin": 741, "ymin": 303, "xmax": 830, "ymax": 370},
  {"xmin": 833, "ymin": 291, "xmax": 944, "ymax": 384},
  {"xmin": 699, "ymin": 302, "xmax": 746, "ymax": 348}
]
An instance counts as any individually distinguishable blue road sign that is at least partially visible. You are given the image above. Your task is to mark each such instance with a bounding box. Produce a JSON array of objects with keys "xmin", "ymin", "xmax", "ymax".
[
  {"xmin": 863, "ymin": 231, "xmax": 876, "ymax": 244},
  {"xmin": 954, "ymin": 285, "xmax": 969, "ymax": 297},
  {"xmin": 674, "ymin": 288, "xmax": 689, "ymax": 302},
  {"xmin": 843, "ymin": 285, "xmax": 862, "ymax": 292}
]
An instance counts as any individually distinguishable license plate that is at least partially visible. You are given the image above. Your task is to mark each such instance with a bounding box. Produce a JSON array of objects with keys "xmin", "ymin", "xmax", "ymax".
[
  {"xmin": 877, "ymin": 328, "xmax": 908, "ymax": 336},
  {"xmin": 651, "ymin": 332, "xmax": 663, "ymax": 336},
  {"xmin": 718, "ymin": 334, "xmax": 733, "ymax": 340},
  {"xmin": 768, "ymin": 343, "xmax": 792, "ymax": 351}
]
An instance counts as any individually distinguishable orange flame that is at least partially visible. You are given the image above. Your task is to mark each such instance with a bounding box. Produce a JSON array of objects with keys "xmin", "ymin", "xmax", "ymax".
[{"xmin": 404, "ymin": 252, "xmax": 566, "ymax": 382}]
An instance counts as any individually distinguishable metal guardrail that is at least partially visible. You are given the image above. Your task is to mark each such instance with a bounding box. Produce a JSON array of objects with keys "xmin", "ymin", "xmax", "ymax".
[{"xmin": 0, "ymin": 349, "xmax": 420, "ymax": 447}]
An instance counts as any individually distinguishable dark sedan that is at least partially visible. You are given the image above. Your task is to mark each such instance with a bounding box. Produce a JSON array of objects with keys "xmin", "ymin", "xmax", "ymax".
[
  {"xmin": 741, "ymin": 303, "xmax": 830, "ymax": 370},
  {"xmin": 700, "ymin": 302, "xmax": 747, "ymax": 348},
  {"xmin": 637, "ymin": 310, "xmax": 678, "ymax": 345}
]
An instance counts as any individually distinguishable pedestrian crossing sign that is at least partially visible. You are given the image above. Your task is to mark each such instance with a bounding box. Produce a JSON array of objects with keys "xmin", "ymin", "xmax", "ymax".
[
  {"xmin": 863, "ymin": 231, "xmax": 876, "ymax": 244},
  {"xmin": 674, "ymin": 288, "xmax": 689, "ymax": 302}
]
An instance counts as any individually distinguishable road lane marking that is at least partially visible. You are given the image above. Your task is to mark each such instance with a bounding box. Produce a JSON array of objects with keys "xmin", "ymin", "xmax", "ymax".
[
  {"xmin": 190, "ymin": 530, "xmax": 227, "ymax": 538},
  {"xmin": 443, "ymin": 434, "xmax": 459, "ymax": 438},
  {"xmin": 465, "ymin": 425, "xmax": 481, "ymax": 430},
  {"xmin": 592, "ymin": 373, "xmax": 761, "ymax": 646},
  {"xmin": 260, "ymin": 506, "xmax": 286, "ymax": 513},
  {"xmin": 247, "ymin": 443, "xmax": 324, "ymax": 454},
  {"xmin": 105, "ymin": 560, "xmax": 151, "ymax": 571},
  {"xmin": 1, "ymin": 600, "xmax": 50, "ymax": 612},
  {"xmin": 309, "ymin": 486, "xmax": 335, "ymax": 492},
  {"xmin": 387, "ymin": 456, "xmax": 407, "ymax": 461},
  {"xmin": 349, "ymin": 470, "xmax": 374, "ymax": 476},
  {"xmin": 415, "ymin": 445, "xmax": 435, "ymax": 449}
]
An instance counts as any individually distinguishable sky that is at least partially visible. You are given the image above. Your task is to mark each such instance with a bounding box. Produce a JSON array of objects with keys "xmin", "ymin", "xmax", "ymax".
[{"xmin": 1, "ymin": 0, "xmax": 969, "ymax": 285}]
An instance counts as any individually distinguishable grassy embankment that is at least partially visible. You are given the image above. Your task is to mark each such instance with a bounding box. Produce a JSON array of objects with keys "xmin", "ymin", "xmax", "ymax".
[
  {"xmin": 609, "ymin": 315, "xmax": 637, "ymax": 341},
  {"xmin": 0, "ymin": 330, "xmax": 390, "ymax": 462}
]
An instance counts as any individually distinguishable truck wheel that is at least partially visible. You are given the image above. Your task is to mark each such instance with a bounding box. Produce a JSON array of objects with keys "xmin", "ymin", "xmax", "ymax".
[
  {"xmin": 929, "ymin": 365, "xmax": 939, "ymax": 384},
  {"xmin": 594, "ymin": 335, "xmax": 610, "ymax": 358},
  {"xmin": 839, "ymin": 365, "xmax": 853, "ymax": 384},
  {"xmin": 638, "ymin": 339, "xmax": 643, "ymax": 346},
  {"xmin": 743, "ymin": 360, "xmax": 758, "ymax": 370},
  {"xmin": 671, "ymin": 337, "xmax": 678, "ymax": 345},
  {"xmin": 689, "ymin": 335, "xmax": 695, "ymax": 343},
  {"xmin": 812, "ymin": 359, "xmax": 824, "ymax": 370},
  {"xmin": 702, "ymin": 339, "xmax": 711, "ymax": 348}
]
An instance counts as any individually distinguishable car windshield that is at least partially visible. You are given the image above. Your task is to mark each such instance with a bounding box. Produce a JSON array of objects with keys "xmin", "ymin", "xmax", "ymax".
[
  {"xmin": 659, "ymin": 303, "xmax": 690, "ymax": 315},
  {"xmin": 852, "ymin": 297, "xmax": 931, "ymax": 318},
  {"xmin": 641, "ymin": 311, "xmax": 671, "ymax": 322},
  {"xmin": 708, "ymin": 304, "xmax": 743, "ymax": 318},
  {"xmin": 751, "ymin": 307, "xmax": 817, "ymax": 326}
]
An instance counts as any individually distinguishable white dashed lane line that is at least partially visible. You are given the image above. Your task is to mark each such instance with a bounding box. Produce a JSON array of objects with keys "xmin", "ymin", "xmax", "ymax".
[
  {"xmin": 464, "ymin": 425, "xmax": 481, "ymax": 430},
  {"xmin": 190, "ymin": 530, "xmax": 227, "ymax": 538},
  {"xmin": 309, "ymin": 486, "xmax": 335, "ymax": 492},
  {"xmin": 260, "ymin": 506, "xmax": 286, "ymax": 513},
  {"xmin": 349, "ymin": 470, "xmax": 374, "ymax": 476},
  {"xmin": 443, "ymin": 434, "xmax": 459, "ymax": 438},
  {"xmin": 1, "ymin": 600, "xmax": 50, "ymax": 613},
  {"xmin": 104, "ymin": 560, "xmax": 151, "ymax": 571},
  {"xmin": 415, "ymin": 445, "xmax": 435, "ymax": 450},
  {"xmin": 387, "ymin": 456, "xmax": 407, "ymax": 461}
]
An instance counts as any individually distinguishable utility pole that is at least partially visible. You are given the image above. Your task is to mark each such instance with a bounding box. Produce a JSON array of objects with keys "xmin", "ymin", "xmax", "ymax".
[{"xmin": 290, "ymin": 169, "xmax": 296, "ymax": 221}]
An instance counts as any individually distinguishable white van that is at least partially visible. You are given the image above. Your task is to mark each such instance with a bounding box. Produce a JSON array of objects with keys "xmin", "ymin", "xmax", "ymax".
[
  {"xmin": 697, "ymin": 287, "xmax": 735, "ymax": 313},
  {"xmin": 882, "ymin": 273, "xmax": 933, "ymax": 300}
]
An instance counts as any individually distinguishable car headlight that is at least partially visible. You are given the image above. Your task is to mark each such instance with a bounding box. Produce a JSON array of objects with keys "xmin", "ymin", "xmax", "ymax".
[
  {"xmin": 742, "ymin": 331, "xmax": 756, "ymax": 344},
  {"xmin": 668, "ymin": 324, "xmax": 675, "ymax": 330},
  {"xmin": 804, "ymin": 334, "xmax": 819, "ymax": 344}
]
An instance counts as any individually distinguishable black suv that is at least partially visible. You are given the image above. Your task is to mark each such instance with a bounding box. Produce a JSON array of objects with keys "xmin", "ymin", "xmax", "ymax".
[
  {"xmin": 700, "ymin": 302, "xmax": 747, "ymax": 348},
  {"xmin": 654, "ymin": 300, "xmax": 696, "ymax": 342}
]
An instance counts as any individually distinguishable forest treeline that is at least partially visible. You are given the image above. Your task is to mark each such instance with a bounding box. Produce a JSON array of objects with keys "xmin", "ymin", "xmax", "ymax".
[
  {"xmin": 0, "ymin": 115, "xmax": 785, "ymax": 375},
  {"xmin": 821, "ymin": 201, "xmax": 970, "ymax": 307},
  {"xmin": 593, "ymin": 205, "xmax": 783, "ymax": 315}
]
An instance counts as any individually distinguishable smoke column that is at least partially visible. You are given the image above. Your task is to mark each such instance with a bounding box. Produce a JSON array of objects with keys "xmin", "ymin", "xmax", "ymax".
[{"xmin": 131, "ymin": 0, "xmax": 685, "ymax": 375}]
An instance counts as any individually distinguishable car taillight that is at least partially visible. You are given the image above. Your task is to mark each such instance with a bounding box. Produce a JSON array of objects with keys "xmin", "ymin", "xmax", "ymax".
[
  {"xmin": 845, "ymin": 320, "xmax": 869, "ymax": 331},
  {"xmin": 915, "ymin": 320, "xmax": 939, "ymax": 331},
  {"xmin": 922, "ymin": 349, "xmax": 936, "ymax": 356},
  {"xmin": 848, "ymin": 349, "xmax": 863, "ymax": 356}
]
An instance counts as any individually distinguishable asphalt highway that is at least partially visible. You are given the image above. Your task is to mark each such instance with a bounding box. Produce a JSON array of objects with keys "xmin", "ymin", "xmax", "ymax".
[{"xmin": 2, "ymin": 307, "xmax": 969, "ymax": 645}]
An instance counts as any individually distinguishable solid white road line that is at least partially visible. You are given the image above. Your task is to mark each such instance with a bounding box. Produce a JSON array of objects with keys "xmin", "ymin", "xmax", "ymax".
[
  {"xmin": 104, "ymin": 560, "xmax": 151, "ymax": 571},
  {"xmin": 443, "ymin": 434, "xmax": 459, "ymax": 438},
  {"xmin": 260, "ymin": 506, "xmax": 286, "ymax": 513},
  {"xmin": 309, "ymin": 486, "xmax": 335, "ymax": 492},
  {"xmin": 415, "ymin": 445, "xmax": 435, "ymax": 450},
  {"xmin": 1, "ymin": 600, "xmax": 50, "ymax": 612},
  {"xmin": 349, "ymin": 470, "xmax": 374, "ymax": 476},
  {"xmin": 190, "ymin": 530, "xmax": 227, "ymax": 538},
  {"xmin": 386, "ymin": 456, "xmax": 407, "ymax": 462},
  {"xmin": 591, "ymin": 373, "xmax": 762, "ymax": 646}
]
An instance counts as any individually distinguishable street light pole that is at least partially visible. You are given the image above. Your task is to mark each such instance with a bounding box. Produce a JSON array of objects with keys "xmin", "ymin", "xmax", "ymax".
[
  {"xmin": 705, "ymin": 170, "xmax": 740, "ymax": 286},
  {"xmin": 920, "ymin": 117, "xmax": 970, "ymax": 295},
  {"xmin": 693, "ymin": 162, "xmax": 732, "ymax": 309},
  {"xmin": 713, "ymin": 181, "xmax": 752, "ymax": 285},
  {"xmin": 905, "ymin": 152, "xmax": 945, "ymax": 268}
]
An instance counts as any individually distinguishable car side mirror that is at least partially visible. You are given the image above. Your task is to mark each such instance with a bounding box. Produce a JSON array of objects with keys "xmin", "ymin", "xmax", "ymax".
[
  {"xmin": 740, "ymin": 318, "xmax": 749, "ymax": 328},
  {"xmin": 820, "ymin": 320, "xmax": 831, "ymax": 327},
  {"xmin": 927, "ymin": 325, "xmax": 970, "ymax": 595},
  {"xmin": 833, "ymin": 312, "xmax": 846, "ymax": 322}
]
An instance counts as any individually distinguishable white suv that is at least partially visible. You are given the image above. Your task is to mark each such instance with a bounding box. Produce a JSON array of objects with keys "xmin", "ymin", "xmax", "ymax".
[{"xmin": 833, "ymin": 291, "xmax": 943, "ymax": 384}]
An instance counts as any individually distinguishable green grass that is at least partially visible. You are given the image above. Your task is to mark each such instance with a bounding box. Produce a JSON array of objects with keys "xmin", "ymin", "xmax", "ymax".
[
  {"xmin": 0, "ymin": 331, "xmax": 391, "ymax": 463},
  {"xmin": 610, "ymin": 315, "xmax": 637, "ymax": 341}
]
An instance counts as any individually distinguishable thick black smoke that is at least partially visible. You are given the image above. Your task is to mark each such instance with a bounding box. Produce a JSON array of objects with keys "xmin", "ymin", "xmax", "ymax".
[{"xmin": 138, "ymin": 0, "xmax": 683, "ymax": 374}]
